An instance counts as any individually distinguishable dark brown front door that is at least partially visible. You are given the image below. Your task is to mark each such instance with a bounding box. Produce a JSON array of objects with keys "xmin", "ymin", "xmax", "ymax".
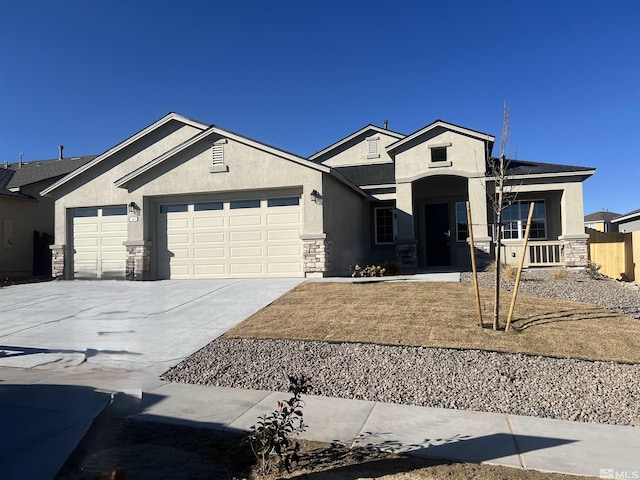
[{"xmin": 425, "ymin": 203, "xmax": 450, "ymax": 266}]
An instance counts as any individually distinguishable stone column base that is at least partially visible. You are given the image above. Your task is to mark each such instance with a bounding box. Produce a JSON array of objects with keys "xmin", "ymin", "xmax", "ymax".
[
  {"xmin": 124, "ymin": 241, "xmax": 152, "ymax": 281},
  {"xmin": 560, "ymin": 235, "xmax": 589, "ymax": 268},
  {"xmin": 302, "ymin": 235, "xmax": 330, "ymax": 276},
  {"xmin": 395, "ymin": 239, "xmax": 418, "ymax": 271},
  {"xmin": 49, "ymin": 244, "xmax": 66, "ymax": 279},
  {"xmin": 471, "ymin": 236, "xmax": 493, "ymax": 270}
]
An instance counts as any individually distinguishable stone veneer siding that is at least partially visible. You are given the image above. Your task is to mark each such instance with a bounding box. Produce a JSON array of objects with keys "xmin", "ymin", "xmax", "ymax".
[
  {"xmin": 125, "ymin": 242, "xmax": 151, "ymax": 281},
  {"xmin": 472, "ymin": 239, "xmax": 492, "ymax": 270},
  {"xmin": 50, "ymin": 245, "xmax": 65, "ymax": 279},
  {"xmin": 562, "ymin": 237, "xmax": 589, "ymax": 268},
  {"xmin": 302, "ymin": 236, "xmax": 330, "ymax": 275},
  {"xmin": 395, "ymin": 240, "xmax": 418, "ymax": 271}
]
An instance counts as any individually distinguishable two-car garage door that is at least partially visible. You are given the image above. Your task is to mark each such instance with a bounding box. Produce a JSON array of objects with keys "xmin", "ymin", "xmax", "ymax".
[{"xmin": 157, "ymin": 196, "xmax": 303, "ymax": 278}]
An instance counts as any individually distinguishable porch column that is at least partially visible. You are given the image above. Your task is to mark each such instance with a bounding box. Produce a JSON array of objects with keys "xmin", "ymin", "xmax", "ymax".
[
  {"xmin": 468, "ymin": 177, "xmax": 492, "ymax": 267},
  {"xmin": 301, "ymin": 234, "xmax": 330, "ymax": 278},
  {"xmin": 395, "ymin": 182, "xmax": 417, "ymax": 270},
  {"xmin": 50, "ymin": 244, "xmax": 66, "ymax": 279},
  {"xmin": 124, "ymin": 241, "xmax": 152, "ymax": 280},
  {"xmin": 559, "ymin": 183, "xmax": 589, "ymax": 268}
]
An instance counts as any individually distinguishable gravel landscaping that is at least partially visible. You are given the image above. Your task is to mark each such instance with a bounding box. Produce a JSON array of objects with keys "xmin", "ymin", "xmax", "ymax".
[{"xmin": 163, "ymin": 270, "xmax": 640, "ymax": 427}]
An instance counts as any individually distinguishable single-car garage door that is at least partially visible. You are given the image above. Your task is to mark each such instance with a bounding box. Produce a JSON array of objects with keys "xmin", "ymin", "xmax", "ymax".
[
  {"xmin": 72, "ymin": 206, "xmax": 128, "ymax": 279},
  {"xmin": 157, "ymin": 196, "xmax": 303, "ymax": 278}
]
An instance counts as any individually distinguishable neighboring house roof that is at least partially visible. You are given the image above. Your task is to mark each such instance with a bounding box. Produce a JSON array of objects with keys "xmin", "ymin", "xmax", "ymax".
[
  {"xmin": 0, "ymin": 168, "xmax": 30, "ymax": 199},
  {"xmin": 387, "ymin": 119, "xmax": 495, "ymax": 153},
  {"xmin": 493, "ymin": 159, "xmax": 596, "ymax": 178},
  {"xmin": 333, "ymin": 163, "xmax": 396, "ymax": 187},
  {"xmin": 6, "ymin": 156, "xmax": 97, "ymax": 189},
  {"xmin": 308, "ymin": 124, "xmax": 405, "ymax": 162},
  {"xmin": 611, "ymin": 208, "xmax": 640, "ymax": 224},
  {"xmin": 41, "ymin": 112, "xmax": 208, "ymax": 196},
  {"xmin": 584, "ymin": 211, "xmax": 621, "ymax": 223}
]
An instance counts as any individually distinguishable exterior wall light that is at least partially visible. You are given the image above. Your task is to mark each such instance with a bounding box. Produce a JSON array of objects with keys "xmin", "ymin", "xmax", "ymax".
[
  {"xmin": 310, "ymin": 190, "xmax": 323, "ymax": 204},
  {"xmin": 128, "ymin": 201, "xmax": 141, "ymax": 214}
]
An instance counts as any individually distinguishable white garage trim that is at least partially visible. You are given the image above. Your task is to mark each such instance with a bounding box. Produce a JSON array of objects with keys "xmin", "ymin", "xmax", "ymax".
[
  {"xmin": 72, "ymin": 206, "xmax": 128, "ymax": 279},
  {"xmin": 157, "ymin": 195, "xmax": 303, "ymax": 278}
]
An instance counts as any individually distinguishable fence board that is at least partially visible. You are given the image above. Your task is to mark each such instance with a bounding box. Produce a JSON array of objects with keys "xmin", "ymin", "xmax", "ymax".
[{"xmin": 587, "ymin": 227, "xmax": 638, "ymax": 281}]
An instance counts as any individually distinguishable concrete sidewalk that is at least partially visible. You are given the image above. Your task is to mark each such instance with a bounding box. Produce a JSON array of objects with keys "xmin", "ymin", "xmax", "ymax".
[{"xmin": 131, "ymin": 382, "xmax": 640, "ymax": 478}]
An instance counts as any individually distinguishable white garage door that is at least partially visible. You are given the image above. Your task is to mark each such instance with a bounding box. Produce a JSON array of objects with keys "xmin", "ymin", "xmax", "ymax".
[
  {"xmin": 157, "ymin": 196, "xmax": 303, "ymax": 278},
  {"xmin": 73, "ymin": 207, "xmax": 128, "ymax": 279}
]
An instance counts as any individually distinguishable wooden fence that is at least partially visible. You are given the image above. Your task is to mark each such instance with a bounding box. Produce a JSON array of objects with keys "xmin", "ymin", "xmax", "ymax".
[{"xmin": 586, "ymin": 227, "xmax": 640, "ymax": 281}]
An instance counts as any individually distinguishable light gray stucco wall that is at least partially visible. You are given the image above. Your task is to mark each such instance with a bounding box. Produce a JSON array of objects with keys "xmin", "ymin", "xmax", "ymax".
[{"xmin": 321, "ymin": 174, "xmax": 369, "ymax": 275}]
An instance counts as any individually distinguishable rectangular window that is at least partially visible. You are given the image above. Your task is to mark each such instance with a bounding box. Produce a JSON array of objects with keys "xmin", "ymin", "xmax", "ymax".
[
  {"xmin": 102, "ymin": 206, "xmax": 127, "ymax": 216},
  {"xmin": 160, "ymin": 204, "xmax": 188, "ymax": 213},
  {"xmin": 194, "ymin": 202, "xmax": 223, "ymax": 211},
  {"xmin": 230, "ymin": 199, "xmax": 260, "ymax": 209},
  {"xmin": 499, "ymin": 200, "xmax": 546, "ymax": 240},
  {"xmin": 374, "ymin": 207, "xmax": 394, "ymax": 244},
  {"xmin": 455, "ymin": 202, "xmax": 469, "ymax": 242},
  {"xmin": 267, "ymin": 197, "xmax": 299, "ymax": 207},
  {"xmin": 431, "ymin": 147, "xmax": 447, "ymax": 163},
  {"xmin": 73, "ymin": 208, "xmax": 98, "ymax": 217}
]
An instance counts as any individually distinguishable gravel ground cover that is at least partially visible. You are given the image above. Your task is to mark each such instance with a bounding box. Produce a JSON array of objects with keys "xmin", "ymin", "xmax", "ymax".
[{"xmin": 163, "ymin": 271, "xmax": 640, "ymax": 427}]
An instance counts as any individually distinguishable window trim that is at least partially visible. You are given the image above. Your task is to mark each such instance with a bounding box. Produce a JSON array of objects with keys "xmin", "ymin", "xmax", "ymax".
[
  {"xmin": 374, "ymin": 206, "xmax": 395, "ymax": 245},
  {"xmin": 455, "ymin": 201, "xmax": 469, "ymax": 242},
  {"xmin": 500, "ymin": 199, "xmax": 547, "ymax": 241},
  {"xmin": 428, "ymin": 142, "xmax": 452, "ymax": 168}
]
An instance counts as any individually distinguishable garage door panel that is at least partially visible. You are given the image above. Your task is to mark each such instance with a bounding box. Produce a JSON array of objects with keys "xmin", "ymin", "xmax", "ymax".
[
  {"xmin": 74, "ymin": 237, "xmax": 99, "ymax": 248},
  {"xmin": 170, "ymin": 248, "xmax": 191, "ymax": 259},
  {"xmin": 268, "ymin": 262, "xmax": 303, "ymax": 274},
  {"xmin": 230, "ymin": 231, "xmax": 262, "ymax": 242},
  {"xmin": 167, "ymin": 234, "xmax": 190, "ymax": 244},
  {"xmin": 101, "ymin": 222, "xmax": 127, "ymax": 233},
  {"xmin": 74, "ymin": 223, "xmax": 99, "ymax": 233},
  {"xmin": 193, "ymin": 217, "xmax": 225, "ymax": 228},
  {"xmin": 230, "ymin": 263, "xmax": 263, "ymax": 275},
  {"xmin": 194, "ymin": 248, "xmax": 225, "ymax": 258},
  {"xmin": 267, "ymin": 229, "xmax": 299, "ymax": 241},
  {"xmin": 229, "ymin": 215, "xmax": 262, "ymax": 226},
  {"xmin": 194, "ymin": 265, "xmax": 226, "ymax": 275},
  {"xmin": 194, "ymin": 233, "xmax": 225, "ymax": 243},
  {"xmin": 101, "ymin": 236, "xmax": 126, "ymax": 247},
  {"xmin": 167, "ymin": 218, "xmax": 190, "ymax": 229},
  {"xmin": 267, "ymin": 244, "xmax": 301, "ymax": 256},
  {"xmin": 267, "ymin": 213, "xmax": 301, "ymax": 225},
  {"xmin": 230, "ymin": 246, "xmax": 263, "ymax": 257}
]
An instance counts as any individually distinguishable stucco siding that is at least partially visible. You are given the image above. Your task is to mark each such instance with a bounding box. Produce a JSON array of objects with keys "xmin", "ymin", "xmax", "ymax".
[
  {"xmin": 321, "ymin": 174, "xmax": 369, "ymax": 274},
  {"xmin": 317, "ymin": 131, "xmax": 400, "ymax": 168},
  {"xmin": 395, "ymin": 128, "xmax": 488, "ymax": 182}
]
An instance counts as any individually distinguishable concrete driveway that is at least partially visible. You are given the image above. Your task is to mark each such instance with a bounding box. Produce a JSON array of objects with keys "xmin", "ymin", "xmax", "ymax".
[{"xmin": 0, "ymin": 278, "xmax": 303, "ymax": 377}]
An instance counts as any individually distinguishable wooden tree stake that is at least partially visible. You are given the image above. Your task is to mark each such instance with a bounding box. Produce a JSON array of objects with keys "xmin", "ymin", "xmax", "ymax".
[
  {"xmin": 466, "ymin": 201, "xmax": 483, "ymax": 327},
  {"xmin": 506, "ymin": 202, "xmax": 535, "ymax": 331}
]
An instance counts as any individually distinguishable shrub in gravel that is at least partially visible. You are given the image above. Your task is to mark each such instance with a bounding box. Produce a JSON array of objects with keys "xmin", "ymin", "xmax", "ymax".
[{"xmin": 243, "ymin": 375, "xmax": 312, "ymax": 476}]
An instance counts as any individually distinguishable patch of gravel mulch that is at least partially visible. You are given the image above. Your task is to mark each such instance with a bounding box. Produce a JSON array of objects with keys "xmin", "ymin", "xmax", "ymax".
[{"xmin": 163, "ymin": 270, "xmax": 640, "ymax": 427}]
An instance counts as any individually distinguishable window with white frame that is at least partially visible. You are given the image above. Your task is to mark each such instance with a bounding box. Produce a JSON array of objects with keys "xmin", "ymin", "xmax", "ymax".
[
  {"xmin": 500, "ymin": 200, "xmax": 546, "ymax": 240},
  {"xmin": 366, "ymin": 136, "xmax": 380, "ymax": 159},
  {"xmin": 374, "ymin": 207, "xmax": 394, "ymax": 244},
  {"xmin": 455, "ymin": 202, "xmax": 469, "ymax": 242}
]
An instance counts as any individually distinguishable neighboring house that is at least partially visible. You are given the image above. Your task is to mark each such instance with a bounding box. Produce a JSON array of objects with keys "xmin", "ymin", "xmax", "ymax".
[
  {"xmin": 1, "ymin": 154, "xmax": 96, "ymax": 278},
  {"xmin": 611, "ymin": 209, "xmax": 640, "ymax": 233},
  {"xmin": 40, "ymin": 113, "xmax": 595, "ymax": 280},
  {"xmin": 584, "ymin": 211, "xmax": 621, "ymax": 233}
]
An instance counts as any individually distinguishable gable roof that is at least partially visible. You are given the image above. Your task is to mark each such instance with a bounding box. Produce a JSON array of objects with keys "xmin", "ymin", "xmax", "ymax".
[
  {"xmin": 387, "ymin": 119, "xmax": 495, "ymax": 153},
  {"xmin": 114, "ymin": 124, "xmax": 330, "ymax": 188},
  {"xmin": 6, "ymin": 156, "xmax": 96, "ymax": 189},
  {"xmin": 611, "ymin": 208, "xmax": 640, "ymax": 224},
  {"xmin": 333, "ymin": 163, "xmax": 395, "ymax": 187},
  {"xmin": 584, "ymin": 211, "xmax": 621, "ymax": 223},
  {"xmin": 308, "ymin": 124, "xmax": 405, "ymax": 162},
  {"xmin": 40, "ymin": 112, "xmax": 208, "ymax": 196},
  {"xmin": 0, "ymin": 168, "xmax": 30, "ymax": 199}
]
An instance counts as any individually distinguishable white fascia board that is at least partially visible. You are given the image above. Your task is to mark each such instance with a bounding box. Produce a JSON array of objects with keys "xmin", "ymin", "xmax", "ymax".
[
  {"xmin": 115, "ymin": 126, "xmax": 330, "ymax": 188},
  {"xmin": 611, "ymin": 211, "xmax": 640, "ymax": 224},
  {"xmin": 41, "ymin": 112, "xmax": 208, "ymax": 196},
  {"xmin": 361, "ymin": 184, "xmax": 396, "ymax": 190},
  {"xmin": 387, "ymin": 120, "xmax": 495, "ymax": 152},
  {"xmin": 309, "ymin": 125, "xmax": 405, "ymax": 161},
  {"xmin": 482, "ymin": 170, "xmax": 596, "ymax": 182}
]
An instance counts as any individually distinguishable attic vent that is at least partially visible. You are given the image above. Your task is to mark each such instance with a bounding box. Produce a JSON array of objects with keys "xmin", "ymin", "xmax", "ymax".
[
  {"xmin": 366, "ymin": 136, "xmax": 380, "ymax": 159},
  {"xmin": 209, "ymin": 138, "xmax": 228, "ymax": 173}
]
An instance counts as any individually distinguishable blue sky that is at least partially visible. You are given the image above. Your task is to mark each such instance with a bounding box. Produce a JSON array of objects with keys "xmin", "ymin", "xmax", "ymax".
[{"xmin": 1, "ymin": 0, "xmax": 638, "ymax": 215}]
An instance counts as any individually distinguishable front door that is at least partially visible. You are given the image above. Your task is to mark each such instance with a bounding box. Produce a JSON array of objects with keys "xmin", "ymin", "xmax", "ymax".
[{"xmin": 425, "ymin": 203, "xmax": 450, "ymax": 266}]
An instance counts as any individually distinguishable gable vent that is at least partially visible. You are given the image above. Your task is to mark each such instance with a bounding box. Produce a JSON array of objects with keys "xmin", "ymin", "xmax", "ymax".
[{"xmin": 212, "ymin": 139, "xmax": 227, "ymax": 166}]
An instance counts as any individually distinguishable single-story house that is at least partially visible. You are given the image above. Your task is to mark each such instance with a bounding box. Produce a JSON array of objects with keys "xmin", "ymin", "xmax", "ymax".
[
  {"xmin": 40, "ymin": 113, "xmax": 595, "ymax": 280},
  {"xmin": 584, "ymin": 211, "xmax": 621, "ymax": 233},
  {"xmin": 611, "ymin": 209, "xmax": 640, "ymax": 233},
  {"xmin": 1, "ymin": 153, "xmax": 95, "ymax": 278}
]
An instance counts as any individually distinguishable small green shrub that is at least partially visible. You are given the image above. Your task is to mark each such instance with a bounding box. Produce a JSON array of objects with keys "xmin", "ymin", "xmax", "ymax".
[{"xmin": 243, "ymin": 375, "xmax": 312, "ymax": 476}]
